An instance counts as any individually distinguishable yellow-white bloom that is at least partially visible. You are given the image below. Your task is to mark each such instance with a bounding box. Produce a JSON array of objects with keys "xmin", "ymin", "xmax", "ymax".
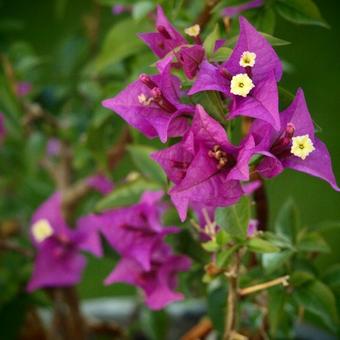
[
  {"xmin": 184, "ymin": 24, "xmax": 200, "ymax": 37},
  {"xmin": 239, "ymin": 51, "xmax": 256, "ymax": 68},
  {"xmin": 32, "ymin": 219, "xmax": 54, "ymax": 243},
  {"xmin": 230, "ymin": 73, "xmax": 255, "ymax": 97},
  {"xmin": 290, "ymin": 134, "xmax": 315, "ymax": 160}
]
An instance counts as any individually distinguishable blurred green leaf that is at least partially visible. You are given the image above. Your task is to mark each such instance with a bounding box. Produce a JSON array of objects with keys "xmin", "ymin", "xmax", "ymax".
[
  {"xmin": 276, "ymin": 0, "xmax": 330, "ymax": 28},
  {"xmin": 127, "ymin": 145, "xmax": 167, "ymax": 186},
  {"xmin": 95, "ymin": 18, "xmax": 151, "ymax": 72},
  {"xmin": 247, "ymin": 237, "xmax": 280, "ymax": 253},
  {"xmin": 293, "ymin": 280, "xmax": 338, "ymax": 331},
  {"xmin": 322, "ymin": 264, "xmax": 340, "ymax": 289},
  {"xmin": 216, "ymin": 230, "xmax": 232, "ymax": 247},
  {"xmin": 203, "ymin": 24, "xmax": 219, "ymax": 58},
  {"xmin": 297, "ymin": 231, "xmax": 331, "ymax": 253},
  {"xmin": 216, "ymin": 196, "xmax": 250, "ymax": 240},
  {"xmin": 140, "ymin": 307, "xmax": 168, "ymax": 340},
  {"xmin": 262, "ymin": 231, "xmax": 293, "ymax": 249},
  {"xmin": 207, "ymin": 282, "xmax": 227, "ymax": 334},
  {"xmin": 268, "ymin": 287, "xmax": 286, "ymax": 337},
  {"xmin": 212, "ymin": 47, "xmax": 232, "ymax": 62},
  {"xmin": 262, "ymin": 250, "xmax": 294, "ymax": 274},
  {"xmin": 252, "ymin": 7, "xmax": 276, "ymax": 35},
  {"xmin": 55, "ymin": 0, "xmax": 69, "ymax": 19},
  {"xmin": 202, "ymin": 240, "xmax": 219, "ymax": 252},
  {"xmin": 226, "ymin": 32, "xmax": 290, "ymax": 48},
  {"xmin": 290, "ymin": 271, "xmax": 315, "ymax": 286},
  {"xmin": 278, "ymin": 86, "xmax": 295, "ymax": 110},
  {"xmin": 132, "ymin": 1, "xmax": 154, "ymax": 20},
  {"xmin": 95, "ymin": 177, "xmax": 160, "ymax": 211},
  {"xmin": 216, "ymin": 245, "xmax": 239, "ymax": 268},
  {"xmin": 261, "ymin": 32, "xmax": 291, "ymax": 46},
  {"xmin": 275, "ymin": 198, "xmax": 299, "ymax": 243}
]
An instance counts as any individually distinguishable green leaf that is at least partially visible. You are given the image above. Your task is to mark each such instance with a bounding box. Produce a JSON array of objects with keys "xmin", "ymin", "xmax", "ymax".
[
  {"xmin": 322, "ymin": 264, "xmax": 340, "ymax": 289},
  {"xmin": 207, "ymin": 282, "xmax": 227, "ymax": 334},
  {"xmin": 127, "ymin": 145, "xmax": 167, "ymax": 186},
  {"xmin": 275, "ymin": 198, "xmax": 299, "ymax": 243},
  {"xmin": 95, "ymin": 18, "xmax": 151, "ymax": 72},
  {"xmin": 132, "ymin": 1, "xmax": 154, "ymax": 21},
  {"xmin": 297, "ymin": 231, "xmax": 331, "ymax": 253},
  {"xmin": 226, "ymin": 32, "xmax": 290, "ymax": 48},
  {"xmin": 247, "ymin": 237, "xmax": 280, "ymax": 253},
  {"xmin": 253, "ymin": 7, "xmax": 276, "ymax": 35},
  {"xmin": 290, "ymin": 271, "xmax": 315, "ymax": 287},
  {"xmin": 262, "ymin": 250, "xmax": 294, "ymax": 274},
  {"xmin": 140, "ymin": 307, "xmax": 168, "ymax": 340},
  {"xmin": 211, "ymin": 47, "xmax": 232, "ymax": 62},
  {"xmin": 216, "ymin": 245, "xmax": 239, "ymax": 268},
  {"xmin": 203, "ymin": 24, "xmax": 220, "ymax": 58},
  {"xmin": 95, "ymin": 178, "xmax": 160, "ymax": 212},
  {"xmin": 262, "ymin": 231, "xmax": 293, "ymax": 249},
  {"xmin": 278, "ymin": 86, "xmax": 295, "ymax": 110},
  {"xmin": 268, "ymin": 287, "xmax": 286, "ymax": 337},
  {"xmin": 216, "ymin": 230, "xmax": 232, "ymax": 246},
  {"xmin": 202, "ymin": 240, "xmax": 219, "ymax": 252},
  {"xmin": 261, "ymin": 32, "xmax": 291, "ymax": 46},
  {"xmin": 293, "ymin": 280, "xmax": 338, "ymax": 331},
  {"xmin": 215, "ymin": 196, "xmax": 251, "ymax": 240},
  {"xmin": 191, "ymin": 91, "xmax": 226, "ymax": 122},
  {"xmin": 276, "ymin": 0, "xmax": 330, "ymax": 28}
]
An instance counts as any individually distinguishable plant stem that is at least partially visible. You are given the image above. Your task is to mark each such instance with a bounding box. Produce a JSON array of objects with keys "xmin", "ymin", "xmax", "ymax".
[
  {"xmin": 238, "ymin": 275, "xmax": 290, "ymax": 296},
  {"xmin": 196, "ymin": 0, "xmax": 221, "ymax": 29},
  {"xmin": 224, "ymin": 252, "xmax": 241, "ymax": 340}
]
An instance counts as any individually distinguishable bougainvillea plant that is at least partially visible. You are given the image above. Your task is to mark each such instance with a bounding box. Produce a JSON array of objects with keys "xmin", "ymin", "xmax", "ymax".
[{"xmin": 0, "ymin": 1, "xmax": 339, "ymax": 340}]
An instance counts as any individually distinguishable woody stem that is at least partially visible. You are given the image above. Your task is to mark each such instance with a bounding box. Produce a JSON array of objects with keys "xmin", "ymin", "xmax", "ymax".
[{"xmin": 223, "ymin": 252, "xmax": 240, "ymax": 339}]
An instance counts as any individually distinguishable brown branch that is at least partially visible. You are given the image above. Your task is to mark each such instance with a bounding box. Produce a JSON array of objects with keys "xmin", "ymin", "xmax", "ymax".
[
  {"xmin": 107, "ymin": 126, "xmax": 132, "ymax": 170},
  {"xmin": 238, "ymin": 276, "xmax": 290, "ymax": 296},
  {"xmin": 195, "ymin": 0, "xmax": 221, "ymax": 29},
  {"xmin": 224, "ymin": 252, "xmax": 241, "ymax": 340},
  {"xmin": 181, "ymin": 318, "xmax": 213, "ymax": 340},
  {"xmin": 88, "ymin": 319, "xmax": 126, "ymax": 339},
  {"xmin": 22, "ymin": 101, "xmax": 59, "ymax": 133},
  {"xmin": 63, "ymin": 287, "xmax": 87, "ymax": 339},
  {"xmin": 0, "ymin": 239, "xmax": 33, "ymax": 257}
]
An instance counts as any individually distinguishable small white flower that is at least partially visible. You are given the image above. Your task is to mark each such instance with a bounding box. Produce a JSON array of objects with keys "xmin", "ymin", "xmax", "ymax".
[
  {"xmin": 291, "ymin": 134, "xmax": 315, "ymax": 160},
  {"xmin": 230, "ymin": 73, "xmax": 255, "ymax": 97},
  {"xmin": 239, "ymin": 51, "xmax": 256, "ymax": 68},
  {"xmin": 32, "ymin": 219, "xmax": 54, "ymax": 243},
  {"xmin": 184, "ymin": 24, "xmax": 200, "ymax": 37}
]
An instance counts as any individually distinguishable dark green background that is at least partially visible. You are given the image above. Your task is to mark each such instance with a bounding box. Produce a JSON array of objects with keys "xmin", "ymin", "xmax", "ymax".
[{"xmin": 0, "ymin": 0, "xmax": 339, "ymax": 297}]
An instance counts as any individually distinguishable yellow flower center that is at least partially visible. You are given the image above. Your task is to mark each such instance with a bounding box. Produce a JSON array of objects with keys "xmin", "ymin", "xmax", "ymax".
[
  {"xmin": 230, "ymin": 73, "xmax": 255, "ymax": 97},
  {"xmin": 138, "ymin": 93, "xmax": 153, "ymax": 106},
  {"xmin": 239, "ymin": 51, "xmax": 256, "ymax": 68},
  {"xmin": 290, "ymin": 134, "xmax": 315, "ymax": 160},
  {"xmin": 32, "ymin": 219, "xmax": 54, "ymax": 243},
  {"xmin": 184, "ymin": 24, "xmax": 200, "ymax": 37}
]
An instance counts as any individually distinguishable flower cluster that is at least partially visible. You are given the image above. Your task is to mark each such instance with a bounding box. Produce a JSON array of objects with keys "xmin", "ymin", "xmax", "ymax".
[
  {"xmin": 99, "ymin": 191, "xmax": 191, "ymax": 310},
  {"xmin": 28, "ymin": 183, "xmax": 190, "ymax": 310},
  {"xmin": 103, "ymin": 6, "xmax": 339, "ymax": 222}
]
